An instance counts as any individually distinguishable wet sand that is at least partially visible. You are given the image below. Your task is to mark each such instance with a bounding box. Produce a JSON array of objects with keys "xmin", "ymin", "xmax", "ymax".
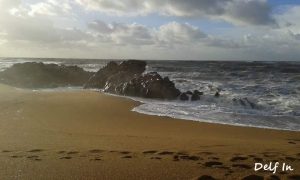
[{"xmin": 0, "ymin": 84, "xmax": 299, "ymax": 179}]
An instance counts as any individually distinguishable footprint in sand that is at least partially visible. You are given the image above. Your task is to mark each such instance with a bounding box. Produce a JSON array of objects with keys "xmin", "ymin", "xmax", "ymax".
[
  {"xmin": 150, "ymin": 157, "xmax": 161, "ymax": 160},
  {"xmin": 262, "ymin": 152, "xmax": 278, "ymax": 158},
  {"xmin": 241, "ymin": 174, "xmax": 264, "ymax": 180},
  {"xmin": 89, "ymin": 149, "xmax": 103, "ymax": 153},
  {"xmin": 2, "ymin": 150, "xmax": 12, "ymax": 153},
  {"xmin": 266, "ymin": 175, "xmax": 280, "ymax": 180},
  {"xmin": 122, "ymin": 155, "xmax": 132, "ymax": 159},
  {"xmin": 199, "ymin": 152, "xmax": 214, "ymax": 155},
  {"xmin": 288, "ymin": 175, "xmax": 300, "ymax": 180},
  {"xmin": 158, "ymin": 151, "xmax": 174, "ymax": 155},
  {"xmin": 11, "ymin": 155, "xmax": 23, "ymax": 158},
  {"xmin": 142, "ymin": 150, "xmax": 157, "ymax": 154},
  {"xmin": 232, "ymin": 164, "xmax": 251, "ymax": 169},
  {"xmin": 227, "ymin": 170, "xmax": 234, "ymax": 174},
  {"xmin": 28, "ymin": 149, "xmax": 43, "ymax": 153},
  {"xmin": 173, "ymin": 155, "xmax": 179, "ymax": 161},
  {"xmin": 224, "ymin": 173, "xmax": 231, "ymax": 176},
  {"xmin": 248, "ymin": 154, "xmax": 256, "ymax": 158},
  {"xmin": 253, "ymin": 157, "xmax": 263, "ymax": 161},
  {"xmin": 26, "ymin": 155, "xmax": 42, "ymax": 161},
  {"xmin": 204, "ymin": 161, "xmax": 223, "ymax": 167},
  {"xmin": 67, "ymin": 151, "xmax": 79, "ymax": 155},
  {"xmin": 90, "ymin": 157, "xmax": 102, "ymax": 161},
  {"xmin": 179, "ymin": 155, "xmax": 201, "ymax": 161},
  {"xmin": 230, "ymin": 156, "xmax": 248, "ymax": 162},
  {"xmin": 60, "ymin": 156, "xmax": 72, "ymax": 160},
  {"xmin": 208, "ymin": 157, "xmax": 219, "ymax": 160},
  {"xmin": 195, "ymin": 175, "xmax": 216, "ymax": 180},
  {"xmin": 119, "ymin": 151, "xmax": 131, "ymax": 155},
  {"xmin": 177, "ymin": 151, "xmax": 189, "ymax": 156},
  {"xmin": 279, "ymin": 171, "xmax": 288, "ymax": 175},
  {"xmin": 27, "ymin": 155, "xmax": 39, "ymax": 159},
  {"xmin": 285, "ymin": 156, "xmax": 297, "ymax": 161}
]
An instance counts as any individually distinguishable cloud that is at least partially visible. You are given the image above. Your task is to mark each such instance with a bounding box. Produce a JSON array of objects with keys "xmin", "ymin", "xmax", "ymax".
[
  {"xmin": 0, "ymin": 0, "xmax": 91, "ymax": 48},
  {"xmin": 88, "ymin": 20, "xmax": 209, "ymax": 47},
  {"xmin": 224, "ymin": 0, "xmax": 276, "ymax": 26},
  {"xmin": 155, "ymin": 22, "xmax": 207, "ymax": 46},
  {"xmin": 28, "ymin": 0, "xmax": 72, "ymax": 17},
  {"xmin": 0, "ymin": 0, "xmax": 300, "ymax": 60},
  {"xmin": 75, "ymin": 0, "xmax": 276, "ymax": 26},
  {"xmin": 88, "ymin": 20, "xmax": 155, "ymax": 45}
]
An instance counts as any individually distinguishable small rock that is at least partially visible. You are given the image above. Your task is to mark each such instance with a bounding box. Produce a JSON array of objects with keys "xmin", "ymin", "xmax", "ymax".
[
  {"xmin": 194, "ymin": 90, "xmax": 204, "ymax": 96},
  {"xmin": 186, "ymin": 91, "xmax": 193, "ymax": 95},
  {"xmin": 191, "ymin": 93, "xmax": 200, "ymax": 101},
  {"xmin": 180, "ymin": 93, "xmax": 189, "ymax": 101},
  {"xmin": 214, "ymin": 91, "xmax": 220, "ymax": 97}
]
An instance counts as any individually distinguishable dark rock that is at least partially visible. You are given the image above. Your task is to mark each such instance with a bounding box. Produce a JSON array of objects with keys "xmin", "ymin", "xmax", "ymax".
[
  {"xmin": 180, "ymin": 93, "xmax": 189, "ymax": 101},
  {"xmin": 102, "ymin": 69, "xmax": 180, "ymax": 99},
  {"xmin": 194, "ymin": 90, "xmax": 204, "ymax": 96},
  {"xmin": 0, "ymin": 62, "xmax": 92, "ymax": 88},
  {"xmin": 214, "ymin": 91, "xmax": 220, "ymax": 97},
  {"xmin": 191, "ymin": 93, "xmax": 200, "ymax": 101},
  {"xmin": 84, "ymin": 60, "xmax": 146, "ymax": 89},
  {"xmin": 121, "ymin": 72, "xmax": 180, "ymax": 99},
  {"xmin": 186, "ymin": 91, "xmax": 193, "ymax": 95}
]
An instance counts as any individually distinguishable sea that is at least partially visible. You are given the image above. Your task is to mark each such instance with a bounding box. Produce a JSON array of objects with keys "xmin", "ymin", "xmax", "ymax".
[{"xmin": 0, "ymin": 57, "xmax": 299, "ymax": 131}]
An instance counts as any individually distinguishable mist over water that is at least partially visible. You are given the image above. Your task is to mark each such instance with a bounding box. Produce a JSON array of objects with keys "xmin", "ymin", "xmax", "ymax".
[{"xmin": 1, "ymin": 58, "xmax": 299, "ymax": 131}]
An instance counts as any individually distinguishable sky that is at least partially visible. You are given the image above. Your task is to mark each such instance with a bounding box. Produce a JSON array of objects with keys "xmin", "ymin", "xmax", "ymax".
[{"xmin": 0, "ymin": 0, "xmax": 300, "ymax": 61}]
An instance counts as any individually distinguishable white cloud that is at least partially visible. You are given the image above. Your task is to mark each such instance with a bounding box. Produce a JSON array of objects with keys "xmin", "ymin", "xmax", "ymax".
[
  {"xmin": 75, "ymin": 0, "xmax": 276, "ymax": 26},
  {"xmin": 88, "ymin": 20, "xmax": 155, "ymax": 45},
  {"xmin": 156, "ymin": 22, "xmax": 207, "ymax": 45},
  {"xmin": 0, "ymin": 0, "xmax": 300, "ymax": 60},
  {"xmin": 28, "ymin": 0, "xmax": 72, "ymax": 17}
]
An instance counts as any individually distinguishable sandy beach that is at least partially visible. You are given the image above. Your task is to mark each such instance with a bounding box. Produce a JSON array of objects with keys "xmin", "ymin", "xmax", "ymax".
[{"xmin": 0, "ymin": 83, "xmax": 299, "ymax": 180}]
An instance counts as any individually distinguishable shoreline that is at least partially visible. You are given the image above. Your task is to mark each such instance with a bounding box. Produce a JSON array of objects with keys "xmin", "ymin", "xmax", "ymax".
[
  {"xmin": 16, "ymin": 85, "xmax": 300, "ymax": 133},
  {"xmin": 0, "ymin": 84, "xmax": 299, "ymax": 179}
]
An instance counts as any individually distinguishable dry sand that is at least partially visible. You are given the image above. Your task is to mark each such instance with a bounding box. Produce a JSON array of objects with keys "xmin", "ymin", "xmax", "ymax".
[{"xmin": 0, "ymin": 84, "xmax": 299, "ymax": 180}]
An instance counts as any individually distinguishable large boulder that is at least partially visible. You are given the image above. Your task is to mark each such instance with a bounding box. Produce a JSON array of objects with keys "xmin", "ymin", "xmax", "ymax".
[
  {"xmin": 86, "ymin": 60, "xmax": 180, "ymax": 99},
  {"xmin": 84, "ymin": 60, "xmax": 146, "ymax": 89},
  {"xmin": 126, "ymin": 72, "xmax": 181, "ymax": 99},
  {"xmin": 0, "ymin": 62, "xmax": 93, "ymax": 88},
  {"xmin": 104, "ymin": 72, "xmax": 180, "ymax": 100}
]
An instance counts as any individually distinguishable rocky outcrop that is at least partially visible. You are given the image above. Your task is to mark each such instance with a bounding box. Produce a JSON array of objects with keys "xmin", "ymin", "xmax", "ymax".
[
  {"xmin": 84, "ymin": 60, "xmax": 146, "ymax": 89},
  {"xmin": 84, "ymin": 60, "xmax": 181, "ymax": 100},
  {"xmin": 105, "ymin": 72, "xmax": 181, "ymax": 100},
  {"xmin": 0, "ymin": 60, "xmax": 205, "ymax": 101},
  {"xmin": 0, "ymin": 62, "xmax": 93, "ymax": 88}
]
